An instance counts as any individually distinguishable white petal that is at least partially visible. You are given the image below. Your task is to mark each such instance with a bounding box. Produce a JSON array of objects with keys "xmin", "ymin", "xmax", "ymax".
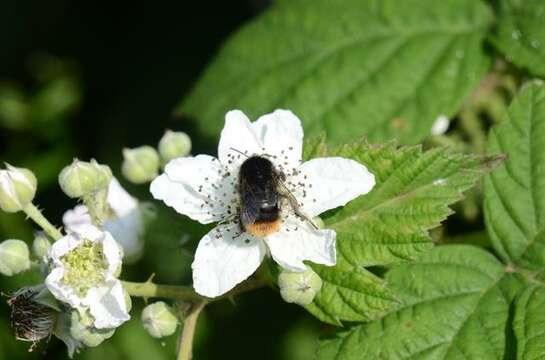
[
  {"xmin": 62, "ymin": 205, "xmax": 92, "ymax": 233},
  {"xmin": 251, "ymin": 109, "xmax": 304, "ymax": 168},
  {"xmin": 104, "ymin": 208, "xmax": 143, "ymax": 261},
  {"xmin": 107, "ymin": 178, "xmax": 138, "ymax": 217},
  {"xmin": 295, "ymin": 157, "xmax": 375, "ymax": 217},
  {"xmin": 86, "ymin": 279, "xmax": 130, "ymax": 329},
  {"xmin": 192, "ymin": 223, "xmax": 266, "ymax": 297},
  {"xmin": 217, "ymin": 110, "xmax": 262, "ymax": 169},
  {"xmin": 45, "ymin": 267, "xmax": 82, "ymax": 308},
  {"xmin": 150, "ymin": 155, "xmax": 237, "ymax": 224},
  {"xmin": 102, "ymin": 231, "xmax": 123, "ymax": 276},
  {"xmin": 74, "ymin": 224, "xmax": 105, "ymax": 242},
  {"xmin": 265, "ymin": 217, "xmax": 336, "ymax": 271},
  {"xmin": 49, "ymin": 232, "xmax": 83, "ymax": 263}
]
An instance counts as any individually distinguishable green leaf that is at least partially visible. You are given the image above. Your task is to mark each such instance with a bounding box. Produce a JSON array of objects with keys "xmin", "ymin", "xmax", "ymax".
[
  {"xmin": 305, "ymin": 265, "xmax": 398, "ymax": 326},
  {"xmin": 491, "ymin": 0, "xmax": 545, "ymax": 77},
  {"xmin": 327, "ymin": 141, "xmax": 501, "ymax": 267},
  {"xmin": 484, "ymin": 81, "xmax": 545, "ymax": 271},
  {"xmin": 179, "ymin": 0, "xmax": 493, "ymax": 145},
  {"xmin": 317, "ymin": 245, "xmax": 514, "ymax": 360},
  {"xmin": 304, "ymin": 140, "xmax": 501, "ymax": 324},
  {"xmin": 513, "ymin": 284, "xmax": 545, "ymax": 360}
]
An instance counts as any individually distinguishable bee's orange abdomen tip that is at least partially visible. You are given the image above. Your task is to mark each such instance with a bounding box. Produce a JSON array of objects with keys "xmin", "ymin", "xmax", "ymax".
[{"xmin": 246, "ymin": 219, "xmax": 281, "ymax": 237}]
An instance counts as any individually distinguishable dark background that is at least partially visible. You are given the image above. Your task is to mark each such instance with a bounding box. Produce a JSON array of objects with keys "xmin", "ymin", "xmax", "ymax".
[{"xmin": 0, "ymin": 1, "xmax": 322, "ymax": 359}]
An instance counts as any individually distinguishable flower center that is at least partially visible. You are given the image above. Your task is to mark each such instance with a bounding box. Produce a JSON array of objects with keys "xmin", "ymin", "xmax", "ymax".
[{"xmin": 60, "ymin": 239, "xmax": 108, "ymax": 297}]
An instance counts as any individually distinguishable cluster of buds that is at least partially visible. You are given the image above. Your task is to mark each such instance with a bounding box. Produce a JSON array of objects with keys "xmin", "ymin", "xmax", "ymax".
[
  {"xmin": 122, "ymin": 130, "xmax": 191, "ymax": 184},
  {"xmin": 0, "ymin": 128, "xmax": 194, "ymax": 355},
  {"xmin": 0, "ymin": 116, "xmax": 333, "ymax": 358}
]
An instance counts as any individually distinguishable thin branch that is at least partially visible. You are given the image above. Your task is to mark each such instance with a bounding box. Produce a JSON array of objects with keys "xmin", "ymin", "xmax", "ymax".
[
  {"xmin": 177, "ymin": 301, "xmax": 206, "ymax": 360},
  {"xmin": 122, "ymin": 277, "xmax": 268, "ymax": 303},
  {"xmin": 23, "ymin": 203, "xmax": 63, "ymax": 241}
]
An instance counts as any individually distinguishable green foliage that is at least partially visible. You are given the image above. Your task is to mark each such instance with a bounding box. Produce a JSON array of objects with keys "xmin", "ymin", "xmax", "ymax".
[
  {"xmin": 513, "ymin": 285, "xmax": 545, "ymax": 360},
  {"xmin": 316, "ymin": 80, "xmax": 545, "ymax": 360},
  {"xmin": 491, "ymin": 0, "xmax": 545, "ymax": 77},
  {"xmin": 316, "ymin": 245, "xmax": 525, "ymax": 360},
  {"xmin": 180, "ymin": 0, "xmax": 493, "ymax": 145},
  {"xmin": 484, "ymin": 81, "xmax": 545, "ymax": 270},
  {"xmin": 303, "ymin": 138, "xmax": 501, "ymax": 325}
]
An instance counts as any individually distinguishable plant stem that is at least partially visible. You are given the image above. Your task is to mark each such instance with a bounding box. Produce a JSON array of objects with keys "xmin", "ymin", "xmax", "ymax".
[
  {"xmin": 177, "ymin": 301, "xmax": 206, "ymax": 360},
  {"xmin": 82, "ymin": 189, "xmax": 110, "ymax": 226},
  {"xmin": 121, "ymin": 281, "xmax": 202, "ymax": 302},
  {"xmin": 23, "ymin": 203, "xmax": 63, "ymax": 241},
  {"xmin": 122, "ymin": 277, "xmax": 267, "ymax": 302}
]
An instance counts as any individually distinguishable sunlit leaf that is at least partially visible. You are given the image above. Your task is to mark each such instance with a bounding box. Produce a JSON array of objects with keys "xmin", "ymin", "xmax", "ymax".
[{"xmin": 180, "ymin": 0, "xmax": 493, "ymax": 144}]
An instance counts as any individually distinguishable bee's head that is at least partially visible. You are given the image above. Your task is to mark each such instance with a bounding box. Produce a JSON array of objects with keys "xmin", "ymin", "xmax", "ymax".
[{"xmin": 240, "ymin": 156, "xmax": 275, "ymax": 181}]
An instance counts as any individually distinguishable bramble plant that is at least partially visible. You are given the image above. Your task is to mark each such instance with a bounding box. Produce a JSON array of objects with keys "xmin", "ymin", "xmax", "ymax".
[{"xmin": 1, "ymin": 0, "xmax": 545, "ymax": 359}]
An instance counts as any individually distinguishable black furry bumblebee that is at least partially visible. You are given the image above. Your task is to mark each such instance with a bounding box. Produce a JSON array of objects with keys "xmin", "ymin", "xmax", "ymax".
[
  {"xmin": 238, "ymin": 156, "xmax": 282, "ymax": 237},
  {"xmin": 238, "ymin": 155, "xmax": 315, "ymax": 237}
]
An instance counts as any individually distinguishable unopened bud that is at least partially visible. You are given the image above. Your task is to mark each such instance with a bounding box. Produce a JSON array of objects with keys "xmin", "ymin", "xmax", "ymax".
[
  {"xmin": 32, "ymin": 233, "xmax": 51, "ymax": 259},
  {"xmin": 141, "ymin": 301, "xmax": 178, "ymax": 338},
  {"xmin": 158, "ymin": 130, "xmax": 191, "ymax": 163},
  {"xmin": 122, "ymin": 146, "xmax": 160, "ymax": 184},
  {"xmin": 0, "ymin": 164, "xmax": 37, "ymax": 213},
  {"xmin": 58, "ymin": 159, "xmax": 112, "ymax": 198},
  {"xmin": 0, "ymin": 239, "xmax": 31, "ymax": 276},
  {"xmin": 278, "ymin": 267, "xmax": 322, "ymax": 306},
  {"xmin": 70, "ymin": 311, "xmax": 114, "ymax": 347}
]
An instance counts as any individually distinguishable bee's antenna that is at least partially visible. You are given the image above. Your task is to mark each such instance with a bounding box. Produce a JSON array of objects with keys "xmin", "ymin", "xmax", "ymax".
[{"xmin": 229, "ymin": 147, "xmax": 250, "ymax": 158}]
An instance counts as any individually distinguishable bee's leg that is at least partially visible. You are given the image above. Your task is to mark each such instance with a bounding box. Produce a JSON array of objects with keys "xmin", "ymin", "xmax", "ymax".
[{"xmin": 279, "ymin": 192, "xmax": 319, "ymax": 230}]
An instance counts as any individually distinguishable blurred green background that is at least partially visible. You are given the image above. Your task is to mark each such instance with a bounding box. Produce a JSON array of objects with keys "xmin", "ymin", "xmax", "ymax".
[{"xmin": 0, "ymin": 1, "xmax": 322, "ymax": 359}]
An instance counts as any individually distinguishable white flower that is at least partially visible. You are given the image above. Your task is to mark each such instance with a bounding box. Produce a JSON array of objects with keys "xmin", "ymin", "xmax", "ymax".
[
  {"xmin": 45, "ymin": 224, "xmax": 130, "ymax": 329},
  {"xmin": 62, "ymin": 178, "xmax": 144, "ymax": 261},
  {"xmin": 150, "ymin": 109, "xmax": 375, "ymax": 297}
]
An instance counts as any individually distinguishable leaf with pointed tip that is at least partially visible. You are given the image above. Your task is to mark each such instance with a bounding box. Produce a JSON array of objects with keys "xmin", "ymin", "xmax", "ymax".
[
  {"xmin": 303, "ymin": 139, "xmax": 502, "ymax": 325},
  {"xmin": 484, "ymin": 81, "xmax": 545, "ymax": 271},
  {"xmin": 179, "ymin": 0, "xmax": 493, "ymax": 145}
]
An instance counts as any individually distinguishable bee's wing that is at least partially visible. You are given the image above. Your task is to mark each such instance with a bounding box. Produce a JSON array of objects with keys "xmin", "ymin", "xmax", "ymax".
[
  {"xmin": 240, "ymin": 195, "xmax": 260, "ymax": 226},
  {"xmin": 239, "ymin": 178, "xmax": 261, "ymax": 226}
]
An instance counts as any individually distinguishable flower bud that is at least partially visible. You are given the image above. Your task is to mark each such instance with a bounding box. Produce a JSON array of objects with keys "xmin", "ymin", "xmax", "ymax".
[
  {"xmin": 141, "ymin": 301, "xmax": 178, "ymax": 338},
  {"xmin": 32, "ymin": 233, "xmax": 51, "ymax": 259},
  {"xmin": 0, "ymin": 239, "xmax": 31, "ymax": 276},
  {"xmin": 0, "ymin": 164, "xmax": 37, "ymax": 213},
  {"xmin": 122, "ymin": 146, "xmax": 160, "ymax": 184},
  {"xmin": 70, "ymin": 311, "xmax": 114, "ymax": 347},
  {"xmin": 278, "ymin": 267, "xmax": 322, "ymax": 306},
  {"xmin": 58, "ymin": 159, "xmax": 112, "ymax": 198},
  {"xmin": 158, "ymin": 130, "xmax": 191, "ymax": 163}
]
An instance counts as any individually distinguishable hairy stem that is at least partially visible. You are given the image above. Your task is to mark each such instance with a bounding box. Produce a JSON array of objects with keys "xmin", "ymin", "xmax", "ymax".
[
  {"xmin": 177, "ymin": 301, "xmax": 206, "ymax": 360},
  {"xmin": 122, "ymin": 278, "xmax": 268, "ymax": 302},
  {"xmin": 23, "ymin": 203, "xmax": 63, "ymax": 241},
  {"xmin": 82, "ymin": 189, "xmax": 110, "ymax": 226},
  {"xmin": 121, "ymin": 281, "xmax": 202, "ymax": 302}
]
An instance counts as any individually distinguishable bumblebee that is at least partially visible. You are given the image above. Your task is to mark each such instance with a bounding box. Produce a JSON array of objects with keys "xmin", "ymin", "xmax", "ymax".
[{"xmin": 238, "ymin": 155, "xmax": 316, "ymax": 237}]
